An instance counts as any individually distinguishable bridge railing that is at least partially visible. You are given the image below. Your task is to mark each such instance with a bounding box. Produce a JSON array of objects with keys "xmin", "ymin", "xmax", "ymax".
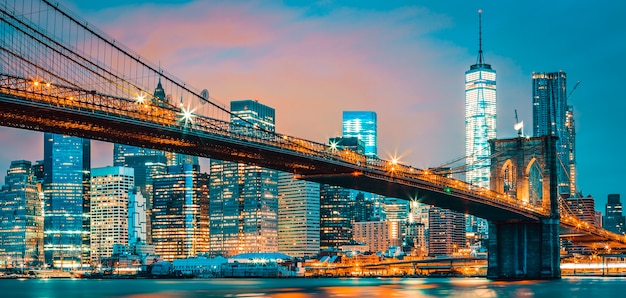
[{"xmin": 0, "ymin": 73, "xmax": 553, "ymax": 220}]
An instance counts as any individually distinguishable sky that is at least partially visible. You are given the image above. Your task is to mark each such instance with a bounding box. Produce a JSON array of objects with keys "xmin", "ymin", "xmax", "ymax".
[{"xmin": 1, "ymin": 0, "xmax": 625, "ymax": 212}]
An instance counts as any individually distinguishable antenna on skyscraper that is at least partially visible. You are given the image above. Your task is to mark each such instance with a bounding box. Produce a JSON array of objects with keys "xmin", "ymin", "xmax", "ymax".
[{"xmin": 477, "ymin": 9, "xmax": 485, "ymax": 65}]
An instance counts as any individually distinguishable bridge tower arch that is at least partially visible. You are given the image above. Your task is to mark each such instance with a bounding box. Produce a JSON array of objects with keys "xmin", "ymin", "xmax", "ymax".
[{"xmin": 487, "ymin": 136, "xmax": 560, "ymax": 280}]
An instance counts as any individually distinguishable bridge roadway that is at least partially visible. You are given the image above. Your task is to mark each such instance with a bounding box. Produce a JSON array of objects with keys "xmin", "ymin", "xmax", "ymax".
[{"xmin": 1, "ymin": 74, "xmax": 626, "ymax": 247}]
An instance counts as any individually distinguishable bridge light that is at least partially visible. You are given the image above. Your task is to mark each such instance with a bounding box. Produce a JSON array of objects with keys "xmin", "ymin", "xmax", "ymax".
[
  {"xmin": 46, "ymin": 82, "xmax": 51, "ymax": 88},
  {"xmin": 33, "ymin": 81, "xmax": 39, "ymax": 86},
  {"xmin": 444, "ymin": 187, "xmax": 451, "ymax": 194},
  {"xmin": 391, "ymin": 158, "xmax": 398, "ymax": 165},
  {"xmin": 179, "ymin": 104, "xmax": 196, "ymax": 126},
  {"xmin": 136, "ymin": 93, "xmax": 146, "ymax": 104}
]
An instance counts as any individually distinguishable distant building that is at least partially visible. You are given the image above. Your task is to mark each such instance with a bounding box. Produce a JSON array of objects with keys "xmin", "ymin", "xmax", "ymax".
[
  {"xmin": 352, "ymin": 221, "xmax": 401, "ymax": 253},
  {"xmin": 565, "ymin": 195, "xmax": 598, "ymax": 225},
  {"xmin": 383, "ymin": 198, "xmax": 409, "ymax": 222},
  {"xmin": 128, "ymin": 188, "xmax": 148, "ymax": 245},
  {"xmin": 464, "ymin": 11, "xmax": 494, "ymax": 243},
  {"xmin": 532, "ymin": 71, "xmax": 576, "ymax": 196},
  {"xmin": 210, "ymin": 100, "xmax": 278, "ymax": 257},
  {"xmin": 604, "ymin": 194, "xmax": 624, "ymax": 234},
  {"xmin": 43, "ymin": 133, "xmax": 90, "ymax": 269},
  {"xmin": 277, "ymin": 172, "xmax": 320, "ymax": 257},
  {"xmin": 319, "ymin": 184, "xmax": 353, "ymax": 250},
  {"xmin": 342, "ymin": 111, "xmax": 377, "ymax": 158},
  {"xmin": 428, "ymin": 207, "xmax": 465, "ymax": 256},
  {"xmin": 0, "ymin": 160, "xmax": 44, "ymax": 268},
  {"xmin": 404, "ymin": 222, "xmax": 427, "ymax": 256},
  {"xmin": 152, "ymin": 164, "xmax": 209, "ymax": 261},
  {"xmin": 90, "ymin": 166, "xmax": 134, "ymax": 264}
]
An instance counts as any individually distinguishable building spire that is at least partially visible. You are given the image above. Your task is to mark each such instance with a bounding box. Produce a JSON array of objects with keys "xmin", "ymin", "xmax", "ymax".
[{"xmin": 477, "ymin": 9, "xmax": 485, "ymax": 65}]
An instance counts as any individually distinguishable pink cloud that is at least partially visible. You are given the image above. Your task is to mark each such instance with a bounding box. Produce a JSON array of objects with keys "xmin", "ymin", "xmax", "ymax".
[{"xmin": 87, "ymin": 1, "xmax": 469, "ymax": 169}]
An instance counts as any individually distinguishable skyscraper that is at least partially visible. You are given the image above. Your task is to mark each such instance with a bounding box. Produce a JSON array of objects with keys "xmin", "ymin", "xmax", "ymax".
[
  {"xmin": 465, "ymin": 10, "xmax": 496, "ymax": 189},
  {"xmin": 604, "ymin": 194, "xmax": 624, "ymax": 234},
  {"xmin": 277, "ymin": 172, "xmax": 320, "ymax": 257},
  {"xmin": 0, "ymin": 160, "xmax": 44, "ymax": 268},
  {"xmin": 532, "ymin": 71, "xmax": 576, "ymax": 195},
  {"xmin": 152, "ymin": 164, "xmax": 209, "ymax": 261},
  {"xmin": 43, "ymin": 133, "xmax": 90, "ymax": 269},
  {"xmin": 210, "ymin": 100, "xmax": 278, "ymax": 256},
  {"xmin": 128, "ymin": 188, "xmax": 148, "ymax": 245},
  {"xmin": 464, "ymin": 11, "xmax": 494, "ymax": 242},
  {"xmin": 342, "ymin": 111, "xmax": 377, "ymax": 158},
  {"xmin": 90, "ymin": 166, "xmax": 134, "ymax": 264},
  {"xmin": 428, "ymin": 207, "xmax": 466, "ymax": 256}
]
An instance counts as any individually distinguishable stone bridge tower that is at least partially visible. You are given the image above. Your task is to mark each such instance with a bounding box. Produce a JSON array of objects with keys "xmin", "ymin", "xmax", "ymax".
[{"xmin": 487, "ymin": 136, "xmax": 560, "ymax": 279}]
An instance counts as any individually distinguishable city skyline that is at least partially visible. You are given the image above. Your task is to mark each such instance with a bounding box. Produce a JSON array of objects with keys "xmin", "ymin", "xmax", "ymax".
[{"xmin": 0, "ymin": 1, "xmax": 624, "ymax": 210}]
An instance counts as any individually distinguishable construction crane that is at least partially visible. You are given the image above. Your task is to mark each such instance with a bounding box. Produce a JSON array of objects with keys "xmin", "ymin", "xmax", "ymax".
[{"xmin": 568, "ymin": 80, "xmax": 581, "ymax": 100}]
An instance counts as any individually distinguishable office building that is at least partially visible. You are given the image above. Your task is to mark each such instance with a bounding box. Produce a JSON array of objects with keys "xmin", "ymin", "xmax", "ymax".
[
  {"xmin": 565, "ymin": 195, "xmax": 598, "ymax": 225},
  {"xmin": 0, "ymin": 160, "xmax": 44, "ymax": 268},
  {"xmin": 90, "ymin": 166, "xmax": 134, "ymax": 264},
  {"xmin": 604, "ymin": 194, "xmax": 624, "ymax": 234},
  {"xmin": 428, "ymin": 207, "xmax": 465, "ymax": 256},
  {"xmin": 352, "ymin": 221, "xmax": 401, "ymax": 253},
  {"xmin": 342, "ymin": 111, "xmax": 377, "ymax": 158},
  {"xmin": 532, "ymin": 71, "xmax": 576, "ymax": 195},
  {"xmin": 210, "ymin": 100, "xmax": 278, "ymax": 257},
  {"xmin": 152, "ymin": 164, "xmax": 209, "ymax": 261},
  {"xmin": 464, "ymin": 12, "xmax": 495, "ymax": 242},
  {"xmin": 320, "ymin": 184, "xmax": 353, "ymax": 250},
  {"xmin": 277, "ymin": 172, "xmax": 320, "ymax": 257},
  {"xmin": 43, "ymin": 133, "xmax": 90, "ymax": 269}
]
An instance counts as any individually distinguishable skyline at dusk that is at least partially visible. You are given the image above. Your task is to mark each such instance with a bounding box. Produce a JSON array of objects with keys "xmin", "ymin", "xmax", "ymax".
[{"xmin": 1, "ymin": 0, "xmax": 624, "ymax": 211}]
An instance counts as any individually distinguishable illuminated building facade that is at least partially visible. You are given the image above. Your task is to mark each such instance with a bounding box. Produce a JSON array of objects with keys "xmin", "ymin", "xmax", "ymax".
[
  {"xmin": 428, "ymin": 207, "xmax": 465, "ymax": 256},
  {"xmin": 210, "ymin": 100, "xmax": 278, "ymax": 257},
  {"xmin": 342, "ymin": 111, "xmax": 377, "ymax": 158},
  {"xmin": 604, "ymin": 194, "xmax": 625, "ymax": 234},
  {"xmin": 0, "ymin": 160, "xmax": 44, "ymax": 268},
  {"xmin": 277, "ymin": 172, "xmax": 320, "ymax": 257},
  {"xmin": 532, "ymin": 71, "xmax": 576, "ymax": 195},
  {"xmin": 152, "ymin": 164, "xmax": 209, "ymax": 261},
  {"xmin": 352, "ymin": 221, "xmax": 401, "ymax": 253},
  {"xmin": 90, "ymin": 166, "xmax": 134, "ymax": 264},
  {"xmin": 43, "ymin": 133, "xmax": 90, "ymax": 269},
  {"xmin": 464, "ymin": 12, "xmax": 495, "ymax": 241}
]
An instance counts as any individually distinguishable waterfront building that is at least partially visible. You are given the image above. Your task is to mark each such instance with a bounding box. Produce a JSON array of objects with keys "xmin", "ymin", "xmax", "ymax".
[
  {"xmin": 43, "ymin": 133, "xmax": 90, "ymax": 269},
  {"xmin": 604, "ymin": 194, "xmax": 624, "ymax": 234},
  {"xmin": 532, "ymin": 70, "xmax": 576, "ymax": 195},
  {"xmin": 0, "ymin": 160, "xmax": 44, "ymax": 268},
  {"xmin": 404, "ymin": 222, "xmax": 427, "ymax": 256},
  {"xmin": 152, "ymin": 164, "xmax": 209, "ymax": 261},
  {"xmin": 464, "ymin": 11, "xmax": 495, "ymax": 242},
  {"xmin": 383, "ymin": 197, "xmax": 409, "ymax": 222},
  {"xmin": 428, "ymin": 207, "xmax": 465, "ymax": 256},
  {"xmin": 320, "ymin": 184, "xmax": 353, "ymax": 250},
  {"xmin": 352, "ymin": 221, "xmax": 401, "ymax": 253},
  {"xmin": 342, "ymin": 111, "xmax": 377, "ymax": 158},
  {"xmin": 277, "ymin": 172, "xmax": 320, "ymax": 257},
  {"xmin": 210, "ymin": 100, "xmax": 278, "ymax": 257},
  {"xmin": 90, "ymin": 166, "xmax": 134, "ymax": 264}
]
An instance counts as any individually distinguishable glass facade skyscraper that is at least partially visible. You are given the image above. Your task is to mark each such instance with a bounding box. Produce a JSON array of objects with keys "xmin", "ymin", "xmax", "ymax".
[
  {"xmin": 152, "ymin": 164, "xmax": 209, "ymax": 261},
  {"xmin": 342, "ymin": 111, "xmax": 377, "ymax": 158},
  {"xmin": 464, "ymin": 11, "xmax": 494, "ymax": 242},
  {"xmin": 43, "ymin": 133, "xmax": 90, "ymax": 269},
  {"xmin": 532, "ymin": 71, "xmax": 576, "ymax": 195},
  {"xmin": 0, "ymin": 160, "xmax": 44, "ymax": 268},
  {"xmin": 90, "ymin": 166, "xmax": 134, "ymax": 264},
  {"xmin": 604, "ymin": 194, "xmax": 624, "ymax": 234},
  {"xmin": 210, "ymin": 100, "xmax": 278, "ymax": 256}
]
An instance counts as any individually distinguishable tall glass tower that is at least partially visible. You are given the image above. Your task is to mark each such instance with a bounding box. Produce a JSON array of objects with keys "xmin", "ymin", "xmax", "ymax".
[
  {"xmin": 43, "ymin": 133, "xmax": 91, "ymax": 269},
  {"xmin": 532, "ymin": 71, "xmax": 575, "ymax": 195},
  {"xmin": 464, "ymin": 11, "xmax": 495, "ymax": 242},
  {"xmin": 465, "ymin": 10, "xmax": 496, "ymax": 189},
  {"xmin": 342, "ymin": 111, "xmax": 377, "ymax": 158},
  {"xmin": 210, "ymin": 100, "xmax": 278, "ymax": 256},
  {"xmin": 0, "ymin": 160, "xmax": 44, "ymax": 268}
]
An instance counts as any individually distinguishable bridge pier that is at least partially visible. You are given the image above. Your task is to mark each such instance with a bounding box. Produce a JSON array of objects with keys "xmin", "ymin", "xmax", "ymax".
[{"xmin": 487, "ymin": 219, "xmax": 560, "ymax": 280}]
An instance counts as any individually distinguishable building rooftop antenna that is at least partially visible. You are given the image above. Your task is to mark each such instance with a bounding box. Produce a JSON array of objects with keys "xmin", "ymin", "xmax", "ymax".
[{"xmin": 477, "ymin": 9, "xmax": 485, "ymax": 65}]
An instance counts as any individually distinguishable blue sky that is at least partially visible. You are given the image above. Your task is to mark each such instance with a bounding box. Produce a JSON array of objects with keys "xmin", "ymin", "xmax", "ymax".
[{"xmin": 1, "ymin": 0, "xmax": 624, "ymax": 212}]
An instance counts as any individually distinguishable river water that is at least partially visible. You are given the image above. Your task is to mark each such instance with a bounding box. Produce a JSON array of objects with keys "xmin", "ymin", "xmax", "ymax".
[{"xmin": 1, "ymin": 276, "xmax": 623, "ymax": 297}]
